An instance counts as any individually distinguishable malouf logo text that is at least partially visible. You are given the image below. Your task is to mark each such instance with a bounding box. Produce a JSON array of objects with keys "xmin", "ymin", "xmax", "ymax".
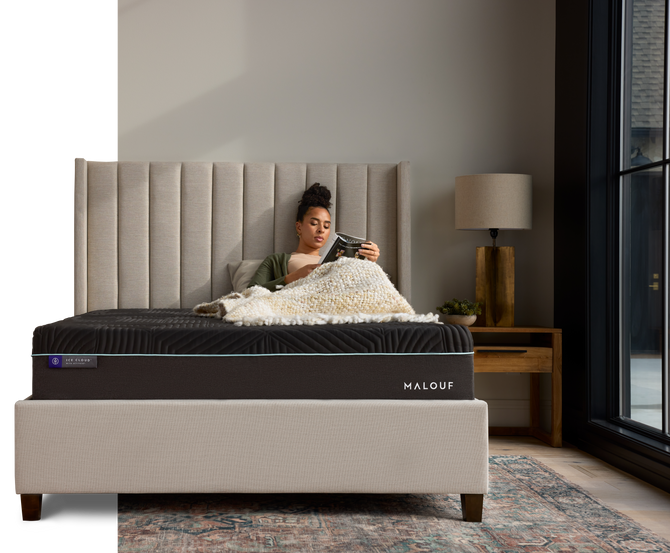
[{"xmin": 404, "ymin": 382, "xmax": 453, "ymax": 390}]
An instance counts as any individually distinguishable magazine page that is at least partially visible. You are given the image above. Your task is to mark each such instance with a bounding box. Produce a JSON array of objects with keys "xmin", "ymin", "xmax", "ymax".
[{"xmin": 319, "ymin": 232, "xmax": 368, "ymax": 264}]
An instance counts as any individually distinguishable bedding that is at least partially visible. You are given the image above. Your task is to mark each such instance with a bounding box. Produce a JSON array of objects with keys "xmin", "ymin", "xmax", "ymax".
[{"xmin": 196, "ymin": 257, "xmax": 438, "ymax": 325}]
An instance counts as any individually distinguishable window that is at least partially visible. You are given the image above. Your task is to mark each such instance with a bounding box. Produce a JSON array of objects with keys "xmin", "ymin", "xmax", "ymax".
[{"xmin": 619, "ymin": 0, "xmax": 669, "ymax": 438}]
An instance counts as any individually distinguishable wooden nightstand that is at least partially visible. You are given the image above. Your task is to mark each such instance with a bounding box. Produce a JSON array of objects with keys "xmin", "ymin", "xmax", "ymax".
[{"xmin": 469, "ymin": 327, "xmax": 562, "ymax": 447}]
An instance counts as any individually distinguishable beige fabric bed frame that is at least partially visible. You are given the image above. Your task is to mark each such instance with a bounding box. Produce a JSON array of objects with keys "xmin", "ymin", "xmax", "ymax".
[{"xmin": 15, "ymin": 159, "xmax": 488, "ymax": 522}]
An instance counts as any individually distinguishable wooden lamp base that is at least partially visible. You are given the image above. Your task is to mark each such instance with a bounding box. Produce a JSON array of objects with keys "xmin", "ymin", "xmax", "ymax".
[{"xmin": 475, "ymin": 246, "xmax": 514, "ymax": 327}]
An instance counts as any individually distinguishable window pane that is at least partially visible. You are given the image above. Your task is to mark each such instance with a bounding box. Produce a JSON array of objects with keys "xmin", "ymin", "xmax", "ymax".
[
  {"xmin": 622, "ymin": 0, "xmax": 665, "ymax": 171},
  {"xmin": 620, "ymin": 168, "xmax": 665, "ymax": 430}
]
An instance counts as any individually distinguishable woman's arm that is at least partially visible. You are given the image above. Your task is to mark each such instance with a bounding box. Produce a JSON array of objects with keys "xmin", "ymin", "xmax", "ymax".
[
  {"xmin": 285, "ymin": 263, "xmax": 320, "ymax": 284},
  {"xmin": 247, "ymin": 254, "xmax": 290, "ymax": 292}
]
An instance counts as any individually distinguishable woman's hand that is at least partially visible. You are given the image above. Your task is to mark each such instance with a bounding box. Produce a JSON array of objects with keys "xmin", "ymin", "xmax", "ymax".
[
  {"xmin": 285, "ymin": 263, "xmax": 320, "ymax": 284},
  {"xmin": 359, "ymin": 241, "xmax": 380, "ymax": 263}
]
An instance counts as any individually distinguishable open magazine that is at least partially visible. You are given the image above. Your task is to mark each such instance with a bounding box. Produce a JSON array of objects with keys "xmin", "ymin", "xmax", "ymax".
[{"xmin": 319, "ymin": 232, "xmax": 369, "ymax": 264}]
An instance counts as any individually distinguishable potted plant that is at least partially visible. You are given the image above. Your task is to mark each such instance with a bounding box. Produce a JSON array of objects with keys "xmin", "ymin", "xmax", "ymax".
[{"xmin": 436, "ymin": 298, "xmax": 481, "ymax": 326}]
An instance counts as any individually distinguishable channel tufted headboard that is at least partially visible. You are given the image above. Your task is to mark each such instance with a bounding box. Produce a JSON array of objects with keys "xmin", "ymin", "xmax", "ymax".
[{"xmin": 74, "ymin": 159, "xmax": 411, "ymax": 315}]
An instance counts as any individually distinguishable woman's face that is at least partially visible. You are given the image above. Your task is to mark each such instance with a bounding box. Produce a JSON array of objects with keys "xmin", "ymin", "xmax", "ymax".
[{"xmin": 297, "ymin": 207, "xmax": 331, "ymax": 250}]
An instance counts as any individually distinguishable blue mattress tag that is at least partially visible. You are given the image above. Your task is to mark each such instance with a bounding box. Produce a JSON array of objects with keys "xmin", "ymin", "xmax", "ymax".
[{"xmin": 48, "ymin": 355, "xmax": 97, "ymax": 368}]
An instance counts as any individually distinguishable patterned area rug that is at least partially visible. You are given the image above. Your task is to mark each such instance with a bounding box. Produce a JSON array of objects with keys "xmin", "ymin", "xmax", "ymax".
[{"xmin": 118, "ymin": 456, "xmax": 670, "ymax": 552}]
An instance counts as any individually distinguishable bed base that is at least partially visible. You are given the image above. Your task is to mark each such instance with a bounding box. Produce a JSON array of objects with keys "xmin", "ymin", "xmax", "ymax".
[{"xmin": 16, "ymin": 398, "xmax": 488, "ymax": 522}]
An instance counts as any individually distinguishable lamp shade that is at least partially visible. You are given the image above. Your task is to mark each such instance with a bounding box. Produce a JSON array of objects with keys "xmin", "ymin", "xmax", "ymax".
[{"xmin": 455, "ymin": 174, "xmax": 532, "ymax": 230}]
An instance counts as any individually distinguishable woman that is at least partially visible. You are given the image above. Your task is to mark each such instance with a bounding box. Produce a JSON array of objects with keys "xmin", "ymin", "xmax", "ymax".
[{"xmin": 247, "ymin": 183, "xmax": 381, "ymax": 291}]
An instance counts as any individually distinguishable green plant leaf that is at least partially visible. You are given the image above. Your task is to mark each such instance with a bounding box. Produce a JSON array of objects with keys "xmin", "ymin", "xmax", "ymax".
[{"xmin": 437, "ymin": 298, "xmax": 481, "ymax": 316}]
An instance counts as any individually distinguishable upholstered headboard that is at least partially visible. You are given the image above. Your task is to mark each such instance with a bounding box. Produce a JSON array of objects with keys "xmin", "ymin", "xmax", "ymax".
[{"xmin": 74, "ymin": 159, "xmax": 411, "ymax": 315}]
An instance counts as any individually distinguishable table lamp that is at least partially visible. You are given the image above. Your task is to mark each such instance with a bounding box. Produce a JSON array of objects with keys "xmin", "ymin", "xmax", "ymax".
[{"xmin": 455, "ymin": 174, "xmax": 532, "ymax": 326}]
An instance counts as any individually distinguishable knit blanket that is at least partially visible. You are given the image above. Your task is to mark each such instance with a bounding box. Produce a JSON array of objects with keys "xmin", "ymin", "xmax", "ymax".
[{"xmin": 193, "ymin": 257, "xmax": 439, "ymax": 326}]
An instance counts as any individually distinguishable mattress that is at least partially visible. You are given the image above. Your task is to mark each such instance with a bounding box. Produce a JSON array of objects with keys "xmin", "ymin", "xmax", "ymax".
[{"xmin": 32, "ymin": 309, "xmax": 474, "ymax": 400}]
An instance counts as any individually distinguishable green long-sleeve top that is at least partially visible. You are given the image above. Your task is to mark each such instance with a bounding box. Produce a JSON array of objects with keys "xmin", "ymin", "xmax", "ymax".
[{"xmin": 247, "ymin": 253, "xmax": 291, "ymax": 292}]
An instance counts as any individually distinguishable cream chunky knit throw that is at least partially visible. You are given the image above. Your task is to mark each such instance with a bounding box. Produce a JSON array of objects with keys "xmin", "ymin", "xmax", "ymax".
[{"xmin": 193, "ymin": 257, "xmax": 439, "ymax": 326}]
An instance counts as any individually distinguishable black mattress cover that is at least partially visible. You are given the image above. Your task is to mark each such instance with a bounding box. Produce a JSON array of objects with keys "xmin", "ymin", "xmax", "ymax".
[
  {"xmin": 32, "ymin": 309, "xmax": 475, "ymax": 400},
  {"xmin": 33, "ymin": 309, "xmax": 473, "ymax": 355}
]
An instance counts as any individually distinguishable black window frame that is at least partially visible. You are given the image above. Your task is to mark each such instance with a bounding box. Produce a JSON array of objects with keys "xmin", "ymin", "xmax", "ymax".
[{"xmin": 555, "ymin": 0, "xmax": 670, "ymax": 492}]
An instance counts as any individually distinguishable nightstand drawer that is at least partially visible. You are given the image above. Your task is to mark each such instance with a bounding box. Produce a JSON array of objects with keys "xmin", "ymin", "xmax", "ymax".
[{"xmin": 473, "ymin": 346, "xmax": 552, "ymax": 373}]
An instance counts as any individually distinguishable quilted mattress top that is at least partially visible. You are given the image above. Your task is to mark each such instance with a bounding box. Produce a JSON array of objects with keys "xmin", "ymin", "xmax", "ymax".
[{"xmin": 32, "ymin": 309, "xmax": 474, "ymax": 356}]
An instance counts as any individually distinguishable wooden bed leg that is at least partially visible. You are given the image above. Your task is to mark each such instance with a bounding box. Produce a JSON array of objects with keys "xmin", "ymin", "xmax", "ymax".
[
  {"xmin": 460, "ymin": 493, "xmax": 483, "ymax": 522},
  {"xmin": 21, "ymin": 494, "xmax": 43, "ymax": 521}
]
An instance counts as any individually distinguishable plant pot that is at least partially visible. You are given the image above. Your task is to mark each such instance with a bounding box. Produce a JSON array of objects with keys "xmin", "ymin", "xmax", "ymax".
[{"xmin": 440, "ymin": 314, "xmax": 477, "ymax": 326}]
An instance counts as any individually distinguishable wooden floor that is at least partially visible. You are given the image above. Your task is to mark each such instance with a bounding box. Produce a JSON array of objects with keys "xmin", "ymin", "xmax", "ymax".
[{"xmin": 490, "ymin": 436, "xmax": 670, "ymax": 541}]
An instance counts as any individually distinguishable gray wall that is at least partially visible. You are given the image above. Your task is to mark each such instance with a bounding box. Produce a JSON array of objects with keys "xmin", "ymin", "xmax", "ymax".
[
  {"xmin": 116, "ymin": 0, "xmax": 555, "ymax": 426},
  {"xmin": 119, "ymin": 0, "xmax": 555, "ymax": 426},
  {"xmin": 116, "ymin": 0, "xmax": 554, "ymax": 325}
]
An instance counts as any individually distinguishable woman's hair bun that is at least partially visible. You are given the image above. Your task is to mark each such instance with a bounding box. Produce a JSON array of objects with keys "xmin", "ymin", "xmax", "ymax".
[{"xmin": 296, "ymin": 183, "xmax": 332, "ymax": 221}]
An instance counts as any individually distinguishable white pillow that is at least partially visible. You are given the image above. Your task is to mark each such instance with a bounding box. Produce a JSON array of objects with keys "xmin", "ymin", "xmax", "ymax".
[{"xmin": 228, "ymin": 259, "xmax": 264, "ymax": 293}]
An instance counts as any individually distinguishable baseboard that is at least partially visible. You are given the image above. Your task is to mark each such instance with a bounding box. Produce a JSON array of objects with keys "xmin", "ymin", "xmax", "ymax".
[{"xmin": 568, "ymin": 422, "xmax": 670, "ymax": 494}]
